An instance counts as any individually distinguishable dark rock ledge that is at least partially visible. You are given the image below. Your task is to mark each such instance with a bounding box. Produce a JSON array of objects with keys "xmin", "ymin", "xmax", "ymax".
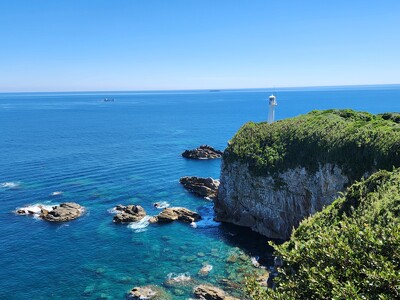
[
  {"xmin": 180, "ymin": 176, "xmax": 219, "ymax": 200},
  {"xmin": 182, "ymin": 145, "xmax": 223, "ymax": 159}
]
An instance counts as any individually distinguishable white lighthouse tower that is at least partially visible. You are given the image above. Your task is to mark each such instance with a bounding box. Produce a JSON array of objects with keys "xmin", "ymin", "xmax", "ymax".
[{"xmin": 267, "ymin": 94, "xmax": 277, "ymax": 123}]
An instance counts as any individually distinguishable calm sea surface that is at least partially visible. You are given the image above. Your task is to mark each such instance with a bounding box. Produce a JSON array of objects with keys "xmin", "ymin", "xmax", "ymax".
[{"xmin": 0, "ymin": 86, "xmax": 399, "ymax": 299}]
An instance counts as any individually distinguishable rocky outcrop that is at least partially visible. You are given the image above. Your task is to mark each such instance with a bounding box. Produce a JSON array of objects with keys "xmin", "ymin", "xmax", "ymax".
[
  {"xmin": 180, "ymin": 176, "xmax": 219, "ymax": 199},
  {"xmin": 127, "ymin": 285, "xmax": 171, "ymax": 300},
  {"xmin": 41, "ymin": 202, "xmax": 83, "ymax": 222},
  {"xmin": 113, "ymin": 205, "xmax": 146, "ymax": 223},
  {"xmin": 150, "ymin": 207, "xmax": 201, "ymax": 223},
  {"xmin": 182, "ymin": 145, "xmax": 223, "ymax": 159},
  {"xmin": 215, "ymin": 161, "xmax": 348, "ymax": 239},
  {"xmin": 193, "ymin": 284, "xmax": 239, "ymax": 300}
]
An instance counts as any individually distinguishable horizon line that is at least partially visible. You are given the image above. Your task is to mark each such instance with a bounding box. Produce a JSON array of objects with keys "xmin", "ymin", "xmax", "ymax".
[{"xmin": 1, "ymin": 83, "xmax": 400, "ymax": 95}]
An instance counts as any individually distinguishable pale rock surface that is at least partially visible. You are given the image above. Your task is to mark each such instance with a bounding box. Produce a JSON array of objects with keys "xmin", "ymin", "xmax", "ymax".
[
  {"xmin": 193, "ymin": 284, "xmax": 239, "ymax": 300},
  {"xmin": 215, "ymin": 161, "xmax": 348, "ymax": 239}
]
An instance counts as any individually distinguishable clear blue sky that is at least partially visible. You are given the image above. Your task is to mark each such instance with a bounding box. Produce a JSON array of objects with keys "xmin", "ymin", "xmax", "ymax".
[{"xmin": 1, "ymin": 0, "xmax": 399, "ymax": 92}]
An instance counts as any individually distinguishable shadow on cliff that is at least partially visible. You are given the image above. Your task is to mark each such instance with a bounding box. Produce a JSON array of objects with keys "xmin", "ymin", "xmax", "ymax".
[{"xmin": 218, "ymin": 222, "xmax": 284, "ymax": 266}]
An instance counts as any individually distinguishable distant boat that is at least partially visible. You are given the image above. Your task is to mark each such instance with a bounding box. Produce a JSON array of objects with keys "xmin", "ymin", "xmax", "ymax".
[{"xmin": 103, "ymin": 98, "xmax": 115, "ymax": 102}]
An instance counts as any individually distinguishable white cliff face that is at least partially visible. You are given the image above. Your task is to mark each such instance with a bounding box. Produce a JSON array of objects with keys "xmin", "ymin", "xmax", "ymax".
[{"xmin": 215, "ymin": 160, "xmax": 349, "ymax": 239}]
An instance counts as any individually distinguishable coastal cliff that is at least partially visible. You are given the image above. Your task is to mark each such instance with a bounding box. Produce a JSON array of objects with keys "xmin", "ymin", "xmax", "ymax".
[{"xmin": 215, "ymin": 110, "xmax": 400, "ymax": 239}]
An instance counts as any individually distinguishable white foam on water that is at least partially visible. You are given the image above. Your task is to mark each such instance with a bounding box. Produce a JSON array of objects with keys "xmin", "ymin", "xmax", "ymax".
[
  {"xmin": 251, "ymin": 256, "xmax": 260, "ymax": 267},
  {"xmin": 107, "ymin": 207, "xmax": 119, "ymax": 214},
  {"xmin": 191, "ymin": 204, "xmax": 220, "ymax": 229},
  {"xmin": 15, "ymin": 203, "xmax": 56, "ymax": 219},
  {"xmin": 50, "ymin": 191, "xmax": 63, "ymax": 196},
  {"xmin": 193, "ymin": 217, "xmax": 220, "ymax": 228},
  {"xmin": 166, "ymin": 272, "xmax": 191, "ymax": 283},
  {"xmin": 1, "ymin": 182, "xmax": 20, "ymax": 189},
  {"xmin": 128, "ymin": 216, "xmax": 152, "ymax": 233},
  {"xmin": 153, "ymin": 201, "xmax": 170, "ymax": 209},
  {"xmin": 190, "ymin": 222, "xmax": 197, "ymax": 228}
]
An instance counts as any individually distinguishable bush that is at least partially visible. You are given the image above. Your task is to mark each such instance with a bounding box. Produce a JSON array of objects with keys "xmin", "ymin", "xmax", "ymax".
[{"xmin": 246, "ymin": 169, "xmax": 400, "ymax": 299}]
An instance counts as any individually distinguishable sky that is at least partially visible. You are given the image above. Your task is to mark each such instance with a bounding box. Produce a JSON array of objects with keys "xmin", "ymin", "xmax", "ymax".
[{"xmin": 0, "ymin": 0, "xmax": 399, "ymax": 92}]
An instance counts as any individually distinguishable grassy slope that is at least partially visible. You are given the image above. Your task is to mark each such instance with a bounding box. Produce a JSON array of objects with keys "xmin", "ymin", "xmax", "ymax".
[{"xmin": 225, "ymin": 110, "xmax": 400, "ymax": 182}]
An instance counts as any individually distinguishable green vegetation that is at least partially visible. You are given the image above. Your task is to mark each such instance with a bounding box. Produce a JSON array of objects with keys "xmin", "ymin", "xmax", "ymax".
[
  {"xmin": 233, "ymin": 110, "xmax": 400, "ymax": 298},
  {"xmin": 245, "ymin": 168, "xmax": 400, "ymax": 299},
  {"xmin": 225, "ymin": 110, "xmax": 400, "ymax": 181}
]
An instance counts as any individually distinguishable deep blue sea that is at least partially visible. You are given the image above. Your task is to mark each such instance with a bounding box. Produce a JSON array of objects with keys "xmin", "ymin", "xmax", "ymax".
[{"xmin": 1, "ymin": 86, "xmax": 399, "ymax": 299}]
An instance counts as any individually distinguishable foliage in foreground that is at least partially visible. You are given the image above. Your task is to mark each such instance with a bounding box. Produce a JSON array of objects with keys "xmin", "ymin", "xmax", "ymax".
[
  {"xmin": 225, "ymin": 110, "xmax": 400, "ymax": 181},
  {"xmin": 245, "ymin": 169, "xmax": 400, "ymax": 299}
]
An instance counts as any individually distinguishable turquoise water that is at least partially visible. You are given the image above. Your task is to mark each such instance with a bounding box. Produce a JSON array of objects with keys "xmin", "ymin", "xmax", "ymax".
[{"xmin": 0, "ymin": 86, "xmax": 399, "ymax": 299}]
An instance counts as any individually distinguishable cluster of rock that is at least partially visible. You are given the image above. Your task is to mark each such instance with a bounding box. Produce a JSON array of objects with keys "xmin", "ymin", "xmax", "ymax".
[
  {"xmin": 182, "ymin": 145, "xmax": 223, "ymax": 159},
  {"xmin": 180, "ymin": 176, "xmax": 220, "ymax": 200},
  {"xmin": 111, "ymin": 204, "xmax": 201, "ymax": 225},
  {"xmin": 17, "ymin": 202, "xmax": 83, "ymax": 222},
  {"xmin": 128, "ymin": 284, "xmax": 239, "ymax": 300},
  {"xmin": 113, "ymin": 205, "xmax": 147, "ymax": 223}
]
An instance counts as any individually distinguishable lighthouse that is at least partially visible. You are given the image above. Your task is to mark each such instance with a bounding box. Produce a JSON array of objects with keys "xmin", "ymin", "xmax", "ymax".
[{"xmin": 268, "ymin": 94, "xmax": 277, "ymax": 123}]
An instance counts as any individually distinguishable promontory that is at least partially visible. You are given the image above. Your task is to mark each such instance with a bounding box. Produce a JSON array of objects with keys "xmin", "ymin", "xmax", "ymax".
[{"xmin": 215, "ymin": 109, "xmax": 400, "ymax": 239}]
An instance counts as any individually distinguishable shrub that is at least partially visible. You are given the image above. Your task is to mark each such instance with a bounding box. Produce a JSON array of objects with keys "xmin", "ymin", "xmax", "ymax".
[
  {"xmin": 246, "ymin": 169, "xmax": 400, "ymax": 299},
  {"xmin": 224, "ymin": 110, "xmax": 400, "ymax": 182}
]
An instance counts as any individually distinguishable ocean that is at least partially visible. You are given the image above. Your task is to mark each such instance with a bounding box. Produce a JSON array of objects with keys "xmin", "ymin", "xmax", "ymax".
[{"xmin": 0, "ymin": 86, "xmax": 399, "ymax": 299}]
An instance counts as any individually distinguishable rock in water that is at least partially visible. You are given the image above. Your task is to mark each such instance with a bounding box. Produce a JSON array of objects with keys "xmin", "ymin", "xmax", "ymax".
[
  {"xmin": 113, "ymin": 205, "xmax": 146, "ymax": 223},
  {"xmin": 182, "ymin": 145, "xmax": 223, "ymax": 159},
  {"xmin": 198, "ymin": 264, "xmax": 213, "ymax": 277},
  {"xmin": 127, "ymin": 285, "xmax": 171, "ymax": 300},
  {"xmin": 41, "ymin": 202, "xmax": 82, "ymax": 222},
  {"xmin": 150, "ymin": 207, "xmax": 201, "ymax": 223},
  {"xmin": 193, "ymin": 284, "xmax": 239, "ymax": 300},
  {"xmin": 179, "ymin": 176, "xmax": 219, "ymax": 199}
]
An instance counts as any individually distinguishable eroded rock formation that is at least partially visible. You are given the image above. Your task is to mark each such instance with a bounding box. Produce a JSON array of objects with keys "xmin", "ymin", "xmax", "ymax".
[
  {"xmin": 215, "ymin": 161, "xmax": 348, "ymax": 239},
  {"xmin": 180, "ymin": 176, "xmax": 219, "ymax": 199}
]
